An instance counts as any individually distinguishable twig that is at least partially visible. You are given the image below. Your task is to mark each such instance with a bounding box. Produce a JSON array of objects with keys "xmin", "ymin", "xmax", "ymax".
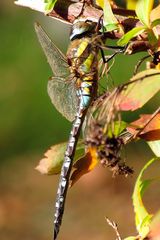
[{"xmin": 105, "ymin": 217, "xmax": 122, "ymax": 240}]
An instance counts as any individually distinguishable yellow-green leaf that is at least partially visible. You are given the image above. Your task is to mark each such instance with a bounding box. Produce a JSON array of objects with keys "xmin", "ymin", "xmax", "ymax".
[
  {"xmin": 105, "ymin": 23, "xmax": 119, "ymax": 32},
  {"xmin": 117, "ymin": 26, "xmax": 146, "ymax": 46},
  {"xmin": 135, "ymin": 0, "xmax": 154, "ymax": 27},
  {"xmin": 147, "ymin": 29, "xmax": 159, "ymax": 46},
  {"xmin": 107, "ymin": 121, "xmax": 127, "ymax": 138},
  {"xmin": 132, "ymin": 158, "xmax": 158, "ymax": 237},
  {"xmin": 103, "ymin": 0, "xmax": 118, "ymax": 32},
  {"xmin": 148, "ymin": 141, "xmax": 160, "ymax": 157},
  {"xmin": 44, "ymin": 0, "xmax": 57, "ymax": 13}
]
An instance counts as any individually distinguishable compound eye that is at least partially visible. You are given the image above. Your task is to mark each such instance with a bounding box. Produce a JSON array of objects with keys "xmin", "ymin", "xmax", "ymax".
[
  {"xmin": 70, "ymin": 24, "xmax": 86, "ymax": 40},
  {"xmin": 70, "ymin": 21, "xmax": 89, "ymax": 40}
]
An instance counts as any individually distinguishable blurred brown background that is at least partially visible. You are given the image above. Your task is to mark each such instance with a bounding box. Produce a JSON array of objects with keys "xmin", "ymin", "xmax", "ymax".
[{"xmin": 0, "ymin": 1, "xmax": 160, "ymax": 240}]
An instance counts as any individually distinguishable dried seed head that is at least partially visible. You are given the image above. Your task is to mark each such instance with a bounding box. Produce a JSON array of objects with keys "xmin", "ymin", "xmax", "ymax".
[{"xmin": 86, "ymin": 122, "xmax": 133, "ymax": 177}]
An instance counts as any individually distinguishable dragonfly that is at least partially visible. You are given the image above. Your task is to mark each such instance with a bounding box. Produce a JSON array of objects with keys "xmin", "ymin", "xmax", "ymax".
[{"xmin": 34, "ymin": 19, "xmax": 123, "ymax": 240}]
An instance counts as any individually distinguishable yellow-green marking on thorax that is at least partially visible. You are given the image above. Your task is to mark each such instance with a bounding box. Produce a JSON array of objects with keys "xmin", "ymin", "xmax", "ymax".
[
  {"xmin": 76, "ymin": 39, "xmax": 90, "ymax": 57},
  {"xmin": 82, "ymin": 53, "xmax": 95, "ymax": 73}
]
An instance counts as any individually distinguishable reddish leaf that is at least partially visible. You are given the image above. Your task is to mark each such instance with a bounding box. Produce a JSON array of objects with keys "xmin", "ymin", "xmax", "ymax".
[
  {"xmin": 36, "ymin": 141, "xmax": 85, "ymax": 175},
  {"xmin": 148, "ymin": 223, "xmax": 160, "ymax": 239},
  {"xmin": 35, "ymin": 142, "xmax": 66, "ymax": 175},
  {"xmin": 117, "ymin": 69, "xmax": 160, "ymax": 111},
  {"xmin": 127, "ymin": 113, "xmax": 160, "ymax": 141},
  {"xmin": 147, "ymin": 210, "xmax": 160, "ymax": 239},
  {"xmin": 70, "ymin": 147, "xmax": 98, "ymax": 187}
]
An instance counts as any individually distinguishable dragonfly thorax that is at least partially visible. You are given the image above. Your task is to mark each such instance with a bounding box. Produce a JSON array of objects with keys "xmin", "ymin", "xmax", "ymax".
[{"xmin": 66, "ymin": 20, "xmax": 102, "ymax": 107}]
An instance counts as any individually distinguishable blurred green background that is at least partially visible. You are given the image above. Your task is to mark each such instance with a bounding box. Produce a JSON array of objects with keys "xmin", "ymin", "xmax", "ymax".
[{"xmin": 0, "ymin": 1, "xmax": 160, "ymax": 240}]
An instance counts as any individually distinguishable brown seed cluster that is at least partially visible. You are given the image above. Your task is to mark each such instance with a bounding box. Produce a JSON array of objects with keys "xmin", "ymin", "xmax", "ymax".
[{"xmin": 86, "ymin": 122, "xmax": 133, "ymax": 177}]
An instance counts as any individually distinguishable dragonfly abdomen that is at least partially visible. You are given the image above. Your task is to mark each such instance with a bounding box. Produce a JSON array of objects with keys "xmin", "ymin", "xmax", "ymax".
[
  {"xmin": 78, "ymin": 74, "xmax": 98, "ymax": 109},
  {"xmin": 54, "ymin": 75, "xmax": 98, "ymax": 240},
  {"xmin": 54, "ymin": 105, "xmax": 87, "ymax": 239}
]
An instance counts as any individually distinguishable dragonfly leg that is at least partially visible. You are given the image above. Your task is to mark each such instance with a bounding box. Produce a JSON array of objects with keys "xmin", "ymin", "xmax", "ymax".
[
  {"xmin": 100, "ymin": 44, "xmax": 127, "ymax": 64},
  {"xmin": 104, "ymin": 45, "xmax": 126, "ymax": 52},
  {"xmin": 100, "ymin": 48, "xmax": 119, "ymax": 64},
  {"xmin": 100, "ymin": 48, "xmax": 107, "ymax": 63}
]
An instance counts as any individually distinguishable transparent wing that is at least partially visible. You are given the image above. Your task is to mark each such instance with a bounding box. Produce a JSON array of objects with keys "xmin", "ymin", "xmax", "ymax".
[
  {"xmin": 48, "ymin": 77, "xmax": 79, "ymax": 122},
  {"xmin": 34, "ymin": 22, "xmax": 69, "ymax": 77},
  {"xmin": 35, "ymin": 23, "xmax": 79, "ymax": 121}
]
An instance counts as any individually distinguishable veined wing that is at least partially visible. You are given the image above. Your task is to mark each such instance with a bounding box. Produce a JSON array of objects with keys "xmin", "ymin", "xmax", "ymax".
[
  {"xmin": 35, "ymin": 23, "xmax": 79, "ymax": 121},
  {"xmin": 34, "ymin": 22, "xmax": 69, "ymax": 77},
  {"xmin": 48, "ymin": 77, "xmax": 79, "ymax": 122}
]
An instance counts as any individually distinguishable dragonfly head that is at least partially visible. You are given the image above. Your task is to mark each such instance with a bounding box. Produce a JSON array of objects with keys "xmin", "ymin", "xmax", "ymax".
[{"xmin": 70, "ymin": 20, "xmax": 97, "ymax": 41}]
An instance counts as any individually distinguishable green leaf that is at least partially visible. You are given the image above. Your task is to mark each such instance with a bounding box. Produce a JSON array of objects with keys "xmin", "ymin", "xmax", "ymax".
[
  {"xmin": 35, "ymin": 140, "xmax": 85, "ymax": 175},
  {"xmin": 135, "ymin": 0, "xmax": 154, "ymax": 27},
  {"xmin": 107, "ymin": 121, "xmax": 127, "ymax": 137},
  {"xmin": 132, "ymin": 158, "xmax": 159, "ymax": 237},
  {"xmin": 147, "ymin": 29, "xmax": 159, "ymax": 46},
  {"xmin": 114, "ymin": 121, "xmax": 127, "ymax": 136},
  {"xmin": 103, "ymin": 0, "xmax": 118, "ymax": 32},
  {"xmin": 151, "ymin": 18, "xmax": 160, "ymax": 28},
  {"xmin": 44, "ymin": 0, "xmax": 57, "ymax": 13},
  {"xmin": 118, "ymin": 69, "xmax": 160, "ymax": 111},
  {"xmin": 117, "ymin": 26, "xmax": 146, "ymax": 46},
  {"xmin": 148, "ymin": 141, "xmax": 160, "ymax": 157},
  {"xmin": 104, "ymin": 23, "xmax": 119, "ymax": 32}
]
